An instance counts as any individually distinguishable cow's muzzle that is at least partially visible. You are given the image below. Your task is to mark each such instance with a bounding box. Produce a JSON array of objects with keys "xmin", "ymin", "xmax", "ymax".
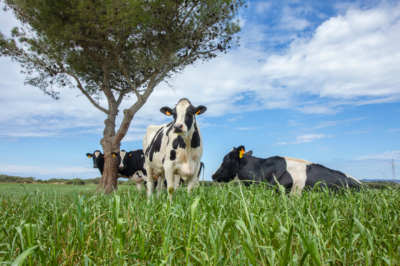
[
  {"xmin": 119, "ymin": 166, "xmax": 126, "ymax": 171},
  {"xmin": 93, "ymin": 165, "xmax": 98, "ymax": 168},
  {"xmin": 174, "ymin": 124, "xmax": 183, "ymax": 133}
]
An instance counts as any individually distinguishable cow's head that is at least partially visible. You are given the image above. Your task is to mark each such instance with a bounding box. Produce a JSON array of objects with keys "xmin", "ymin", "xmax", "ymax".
[
  {"xmin": 111, "ymin": 150, "xmax": 128, "ymax": 171},
  {"xmin": 160, "ymin": 98, "xmax": 207, "ymax": 135},
  {"xmin": 86, "ymin": 150, "xmax": 104, "ymax": 168},
  {"xmin": 212, "ymin": 146, "xmax": 253, "ymax": 183}
]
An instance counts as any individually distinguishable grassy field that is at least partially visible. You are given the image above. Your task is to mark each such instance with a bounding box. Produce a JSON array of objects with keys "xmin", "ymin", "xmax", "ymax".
[
  {"xmin": 0, "ymin": 183, "xmax": 98, "ymax": 195},
  {"xmin": 1, "ymin": 183, "xmax": 399, "ymax": 265}
]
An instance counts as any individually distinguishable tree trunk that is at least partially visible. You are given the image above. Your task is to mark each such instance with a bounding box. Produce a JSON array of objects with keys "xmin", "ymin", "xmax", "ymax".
[{"xmin": 97, "ymin": 137, "xmax": 120, "ymax": 193}]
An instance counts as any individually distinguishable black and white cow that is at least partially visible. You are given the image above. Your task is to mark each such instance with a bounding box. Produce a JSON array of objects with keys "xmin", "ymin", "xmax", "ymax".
[
  {"xmin": 212, "ymin": 146, "xmax": 362, "ymax": 194},
  {"xmin": 110, "ymin": 150, "xmax": 149, "ymax": 192},
  {"xmin": 86, "ymin": 150, "xmax": 104, "ymax": 175},
  {"xmin": 143, "ymin": 98, "xmax": 206, "ymax": 201}
]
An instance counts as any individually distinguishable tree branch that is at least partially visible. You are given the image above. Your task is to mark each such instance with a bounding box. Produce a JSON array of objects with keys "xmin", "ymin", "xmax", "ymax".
[
  {"xmin": 64, "ymin": 70, "xmax": 108, "ymax": 114},
  {"xmin": 114, "ymin": 56, "xmax": 143, "ymax": 102}
]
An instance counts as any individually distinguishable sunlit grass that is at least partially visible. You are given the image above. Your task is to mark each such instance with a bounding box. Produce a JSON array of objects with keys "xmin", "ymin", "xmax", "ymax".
[{"xmin": 1, "ymin": 183, "xmax": 399, "ymax": 265}]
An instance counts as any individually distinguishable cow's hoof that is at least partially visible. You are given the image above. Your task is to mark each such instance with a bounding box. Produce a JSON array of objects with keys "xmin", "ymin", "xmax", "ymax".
[{"xmin": 168, "ymin": 186, "xmax": 175, "ymax": 194}]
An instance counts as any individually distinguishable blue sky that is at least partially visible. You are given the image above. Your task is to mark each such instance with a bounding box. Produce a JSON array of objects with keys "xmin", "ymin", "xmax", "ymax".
[{"xmin": 1, "ymin": 0, "xmax": 399, "ymax": 181}]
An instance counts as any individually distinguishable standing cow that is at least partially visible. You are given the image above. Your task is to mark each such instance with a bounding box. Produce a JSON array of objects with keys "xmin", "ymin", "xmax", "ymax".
[
  {"xmin": 143, "ymin": 98, "xmax": 206, "ymax": 202},
  {"xmin": 86, "ymin": 150, "xmax": 104, "ymax": 174},
  {"xmin": 86, "ymin": 149, "xmax": 147, "ymax": 191},
  {"xmin": 111, "ymin": 150, "xmax": 148, "ymax": 192},
  {"xmin": 212, "ymin": 146, "xmax": 361, "ymax": 194}
]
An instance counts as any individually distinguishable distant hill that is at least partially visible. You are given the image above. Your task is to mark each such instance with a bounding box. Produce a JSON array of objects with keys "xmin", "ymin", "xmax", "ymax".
[{"xmin": 361, "ymin": 179, "xmax": 400, "ymax": 183}]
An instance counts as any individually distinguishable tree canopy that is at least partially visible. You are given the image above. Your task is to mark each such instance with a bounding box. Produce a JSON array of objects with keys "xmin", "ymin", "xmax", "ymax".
[{"xmin": 0, "ymin": 0, "xmax": 245, "ymax": 193}]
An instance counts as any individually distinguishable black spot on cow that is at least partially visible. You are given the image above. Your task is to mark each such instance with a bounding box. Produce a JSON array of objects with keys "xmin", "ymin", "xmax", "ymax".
[
  {"xmin": 145, "ymin": 127, "xmax": 164, "ymax": 162},
  {"xmin": 162, "ymin": 156, "xmax": 165, "ymax": 164},
  {"xmin": 191, "ymin": 123, "xmax": 201, "ymax": 148},
  {"xmin": 172, "ymin": 135, "xmax": 186, "ymax": 149},
  {"xmin": 170, "ymin": 150, "xmax": 176, "ymax": 161},
  {"xmin": 119, "ymin": 150, "xmax": 146, "ymax": 178},
  {"xmin": 185, "ymin": 105, "xmax": 195, "ymax": 131},
  {"xmin": 305, "ymin": 164, "xmax": 358, "ymax": 189},
  {"xmin": 166, "ymin": 121, "xmax": 174, "ymax": 136}
]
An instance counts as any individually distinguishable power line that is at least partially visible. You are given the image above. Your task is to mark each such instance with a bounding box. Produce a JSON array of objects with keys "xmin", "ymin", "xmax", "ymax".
[{"xmin": 390, "ymin": 158, "xmax": 397, "ymax": 181}]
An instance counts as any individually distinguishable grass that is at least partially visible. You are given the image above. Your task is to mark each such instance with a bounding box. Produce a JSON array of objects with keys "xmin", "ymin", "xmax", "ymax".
[
  {"xmin": 0, "ymin": 183, "xmax": 399, "ymax": 265},
  {"xmin": 0, "ymin": 183, "xmax": 97, "ymax": 195}
]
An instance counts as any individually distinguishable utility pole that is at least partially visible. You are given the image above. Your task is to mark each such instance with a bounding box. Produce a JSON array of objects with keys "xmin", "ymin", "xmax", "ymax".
[{"xmin": 390, "ymin": 158, "xmax": 397, "ymax": 181}]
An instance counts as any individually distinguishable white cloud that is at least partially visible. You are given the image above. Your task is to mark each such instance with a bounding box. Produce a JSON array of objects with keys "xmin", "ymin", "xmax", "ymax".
[
  {"xmin": 345, "ymin": 130, "xmax": 370, "ymax": 134},
  {"xmin": 356, "ymin": 151, "xmax": 400, "ymax": 160},
  {"xmin": 226, "ymin": 115, "xmax": 243, "ymax": 122},
  {"xmin": 312, "ymin": 117, "xmax": 368, "ymax": 129},
  {"xmin": 388, "ymin": 128, "xmax": 399, "ymax": 132},
  {"xmin": 237, "ymin": 127, "xmax": 259, "ymax": 130},
  {"xmin": 275, "ymin": 133, "xmax": 333, "ymax": 145},
  {"xmin": 262, "ymin": 2, "xmax": 400, "ymax": 113},
  {"xmin": 280, "ymin": 6, "xmax": 311, "ymax": 31}
]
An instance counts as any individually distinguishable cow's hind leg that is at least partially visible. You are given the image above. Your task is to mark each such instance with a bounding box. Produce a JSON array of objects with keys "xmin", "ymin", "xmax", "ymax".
[
  {"xmin": 164, "ymin": 167, "xmax": 175, "ymax": 204},
  {"xmin": 156, "ymin": 175, "xmax": 164, "ymax": 198},
  {"xmin": 135, "ymin": 180, "xmax": 143, "ymax": 193},
  {"xmin": 173, "ymin": 175, "xmax": 181, "ymax": 189},
  {"xmin": 146, "ymin": 166, "xmax": 154, "ymax": 198},
  {"xmin": 187, "ymin": 174, "xmax": 198, "ymax": 194}
]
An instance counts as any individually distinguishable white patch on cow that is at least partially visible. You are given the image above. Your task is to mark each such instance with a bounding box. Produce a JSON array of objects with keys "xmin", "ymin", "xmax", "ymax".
[
  {"xmin": 345, "ymin": 174, "xmax": 362, "ymax": 184},
  {"xmin": 119, "ymin": 150, "xmax": 127, "ymax": 168},
  {"xmin": 284, "ymin": 157, "xmax": 311, "ymax": 195},
  {"xmin": 94, "ymin": 151, "xmax": 100, "ymax": 158},
  {"xmin": 131, "ymin": 171, "xmax": 144, "ymax": 182},
  {"xmin": 175, "ymin": 99, "xmax": 191, "ymax": 133}
]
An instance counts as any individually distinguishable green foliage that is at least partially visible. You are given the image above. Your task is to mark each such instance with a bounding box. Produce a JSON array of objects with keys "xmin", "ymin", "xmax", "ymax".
[
  {"xmin": 0, "ymin": 0, "xmax": 244, "ymax": 103},
  {"xmin": 1, "ymin": 183, "xmax": 399, "ymax": 265},
  {"xmin": 65, "ymin": 179, "xmax": 86, "ymax": 185}
]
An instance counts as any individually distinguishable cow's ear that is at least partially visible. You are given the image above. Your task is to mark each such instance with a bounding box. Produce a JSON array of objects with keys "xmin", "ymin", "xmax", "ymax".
[
  {"xmin": 160, "ymin": 107, "xmax": 173, "ymax": 116},
  {"xmin": 194, "ymin": 105, "xmax": 207, "ymax": 115},
  {"xmin": 244, "ymin": 150, "xmax": 253, "ymax": 156},
  {"xmin": 111, "ymin": 152, "xmax": 118, "ymax": 158},
  {"xmin": 86, "ymin": 153, "xmax": 92, "ymax": 158},
  {"xmin": 237, "ymin": 146, "xmax": 245, "ymax": 159}
]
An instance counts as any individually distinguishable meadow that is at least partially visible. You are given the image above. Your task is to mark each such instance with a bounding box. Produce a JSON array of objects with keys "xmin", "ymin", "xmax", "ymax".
[{"xmin": 1, "ymin": 183, "xmax": 399, "ymax": 265}]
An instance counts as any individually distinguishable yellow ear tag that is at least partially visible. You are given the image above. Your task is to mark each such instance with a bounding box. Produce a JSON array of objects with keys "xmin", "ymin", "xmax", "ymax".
[
  {"xmin": 88, "ymin": 155, "xmax": 91, "ymax": 158},
  {"xmin": 166, "ymin": 111, "xmax": 171, "ymax": 116},
  {"xmin": 239, "ymin": 148, "xmax": 245, "ymax": 159},
  {"xmin": 103, "ymin": 156, "xmax": 105, "ymax": 158},
  {"xmin": 129, "ymin": 153, "xmax": 132, "ymax": 156},
  {"xmin": 195, "ymin": 110, "xmax": 201, "ymax": 115},
  {"xmin": 112, "ymin": 154, "xmax": 117, "ymax": 157}
]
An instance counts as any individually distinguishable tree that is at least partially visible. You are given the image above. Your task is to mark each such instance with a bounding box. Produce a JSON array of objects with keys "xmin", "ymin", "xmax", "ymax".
[{"xmin": 0, "ymin": 0, "xmax": 245, "ymax": 193}]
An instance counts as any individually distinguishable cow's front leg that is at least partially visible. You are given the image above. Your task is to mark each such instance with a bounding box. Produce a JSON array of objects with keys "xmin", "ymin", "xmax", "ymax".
[
  {"xmin": 164, "ymin": 167, "xmax": 175, "ymax": 204},
  {"xmin": 146, "ymin": 166, "xmax": 154, "ymax": 198}
]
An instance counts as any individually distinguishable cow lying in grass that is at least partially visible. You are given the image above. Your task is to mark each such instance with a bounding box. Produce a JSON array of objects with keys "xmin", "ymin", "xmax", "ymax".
[{"xmin": 212, "ymin": 146, "xmax": 361, "ymax": 194}]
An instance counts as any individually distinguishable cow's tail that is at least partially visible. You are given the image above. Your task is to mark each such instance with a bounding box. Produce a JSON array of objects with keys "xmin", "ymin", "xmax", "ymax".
[{"xmin": 197, "ymin": 162, "xmax": 205, "ymax": 186}]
